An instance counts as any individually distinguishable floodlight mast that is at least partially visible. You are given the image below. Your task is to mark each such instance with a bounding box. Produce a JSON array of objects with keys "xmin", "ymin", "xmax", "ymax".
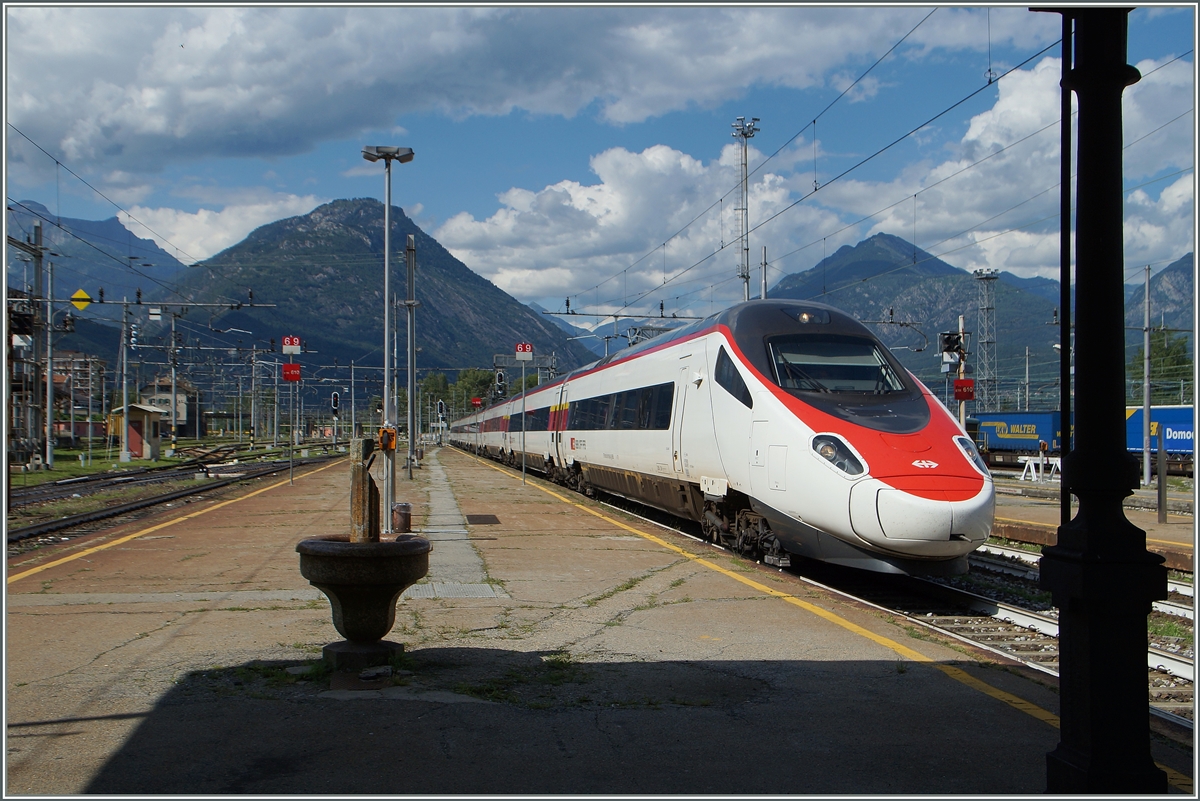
[{"xmin": 361, "ymin": 145, "xmax": 415, "ymax": 534}]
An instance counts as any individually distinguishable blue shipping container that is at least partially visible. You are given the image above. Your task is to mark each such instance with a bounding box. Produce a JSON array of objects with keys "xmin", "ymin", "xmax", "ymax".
[
  {"xmin": 1125, "ymin": 405, "xmax": 1194, "ymax": 455},
  {"xmin": 974, "ymin": 412, "xmax": 1062, "ymax": 453}
]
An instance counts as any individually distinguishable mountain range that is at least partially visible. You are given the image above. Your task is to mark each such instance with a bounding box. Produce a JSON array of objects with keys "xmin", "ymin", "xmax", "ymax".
[
  {"xmin": 6, "ymin": 200, "xmax": 188, "ymax": 323},
  {"xmin": 7, "ymin": 200, "xmax": 1192, "ymax": 402},
  {"xmin": 158, "ymin": 198, "xmax": 598, "ymax": 372},
  {"xmin": 769, "ymin": 232, "xmax": 1193, "ymax": 388}
]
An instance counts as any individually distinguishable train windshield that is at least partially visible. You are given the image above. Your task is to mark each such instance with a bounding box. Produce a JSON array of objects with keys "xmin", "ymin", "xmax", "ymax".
[{"xmin": 767, "ymin": 334, "xmax": 907, "ymax": 394}]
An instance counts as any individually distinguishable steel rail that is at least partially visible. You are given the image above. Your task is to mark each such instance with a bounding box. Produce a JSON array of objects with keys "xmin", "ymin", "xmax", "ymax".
[{"xmin": 7, "ymin": 456, "xmax": 341, "ymax": 544}]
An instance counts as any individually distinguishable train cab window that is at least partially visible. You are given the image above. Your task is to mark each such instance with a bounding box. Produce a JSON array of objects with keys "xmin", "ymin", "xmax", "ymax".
[
  {"xmin": 768, "ymin": 334, "xmax": 907, "ymax": 394},
  {"xmin": 715, "ymin": 347, "xmax": 753, "ymax": 408}
]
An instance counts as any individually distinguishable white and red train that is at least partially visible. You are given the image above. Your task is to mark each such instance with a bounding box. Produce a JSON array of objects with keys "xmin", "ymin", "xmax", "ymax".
[{"xmin": 449, "ymin": 300, "xmax": 994, "ymax": 575}]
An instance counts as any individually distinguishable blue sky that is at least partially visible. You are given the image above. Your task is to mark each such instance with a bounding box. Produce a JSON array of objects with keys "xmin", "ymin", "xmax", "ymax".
[{"xmin": 6, "ymin": 5, "xmax": 1195, "ymax": 319}]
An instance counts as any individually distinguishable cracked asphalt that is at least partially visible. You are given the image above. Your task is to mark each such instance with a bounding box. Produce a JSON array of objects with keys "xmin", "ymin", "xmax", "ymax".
[{"xmin": 6, "ymin": 447, "xmax": 1083, "ymax": 794}]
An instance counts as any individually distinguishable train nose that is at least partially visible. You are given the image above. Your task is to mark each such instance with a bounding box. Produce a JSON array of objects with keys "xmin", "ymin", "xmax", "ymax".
[{"xmin": 849, "ymin": 478, "xmax": 993, "ymax": 550}]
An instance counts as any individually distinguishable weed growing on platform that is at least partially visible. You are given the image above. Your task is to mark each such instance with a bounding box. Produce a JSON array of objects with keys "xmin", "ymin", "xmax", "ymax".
[
  {"xmin": 904, "ymin": 625, "xmax": 935, "ymax": 642},
  {"xmin": 895, "ymin": 661, "xmax": 908, "ymax": 674},
  {"xmin": 587, "ymin": 574, "xmax": 649, "ymax": 606},
  {"xmin": 452, "ymin": 651, "xmax": 587, "ymax": 706}
]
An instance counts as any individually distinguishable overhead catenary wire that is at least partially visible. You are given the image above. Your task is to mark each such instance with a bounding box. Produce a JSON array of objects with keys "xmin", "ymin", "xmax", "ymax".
[
  {"xmin": 601, "ymin": 38, "xmax": 1065, "ymax": 318},
  {"xmin": 567, "ymin": 7, "xmax": 942, "ymax": 313},
  {"xmin": 7, "ymin": 122, "xmax": 202, "ymax": 266},
  {"xmin": 604, "ymin": 44, "xmax": 1189, "ymax": 317}
]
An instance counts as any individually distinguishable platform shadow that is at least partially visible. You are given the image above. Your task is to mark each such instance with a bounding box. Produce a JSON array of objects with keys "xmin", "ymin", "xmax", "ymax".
[{"xmin": 82, "ymin": 646, "xmax": 1060, "ymax": 795}]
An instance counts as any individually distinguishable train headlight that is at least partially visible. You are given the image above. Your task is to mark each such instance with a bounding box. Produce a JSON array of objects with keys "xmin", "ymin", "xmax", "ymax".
[
  {"xmin": 812, "ymin": 435, "xmax": 864, "ymax": 476},
  {"xmin": 954, "ymin": 436, "xmax": 990, "ymax": 477}
]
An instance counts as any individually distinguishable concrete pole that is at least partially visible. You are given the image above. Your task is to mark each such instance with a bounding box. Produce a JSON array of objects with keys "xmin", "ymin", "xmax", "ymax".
[
  {"xmin": 120, "ymin": 300, "xmax": 131, "ymax": 462},
  {"xmin": 45, "ymin": 260, "xmax": 54, "ymax": 468},
  {"xmin": 381, "ymin": 160, "xmax": 394, "ymax": 533},
  {"xmin": 170, "ymin": 315, "xmax": 178, "ymax": 451},
  {"xmin": 350, "ymin": 360, "xmax": 356, "ymax": 437},
  {"xmin": 273, "ymin": 361, "xmax": 279, "ymax": 447},
  {"xmin": 406, "ymin": 234, "xmax": 417, "ymax": 481},
  {"xmin": 1024, "ymin": 346, "xmax": 1030, "ymax": 412},
  {"xmin": 1142, "ymin": 264, "xmax": 1151, "ymax": 487},
  {"xmin": 740, "ymin": 129, "xmax": 750, "ymax": 302},
  {"xmin": 87, "ymin": 359, "xmax": 93, "ymax": 466},
  {"xmin": 250, "ymin": 346, "xmax": 257, "ymax": 449},
  {"xmin": 761, "ymin": 245, "xmax": 768, "ymax": 300},
  {"xmin": 237, "ymin": 375, "xmax": 243, "ymax": 445},
  {"xmin": 68, "ymin": 357, "xmax": 76, "ymax": 449},
  {"xmin": 957, "ymin": 314, "xmax": 966, "ymax": 428},
  {"xmin": 32, "ymin": 222, "xmax": 44, "ymax": 464},
  {"xmin": 1038, "ymin": 9, "xmax": 1167, "ymax": 793}
]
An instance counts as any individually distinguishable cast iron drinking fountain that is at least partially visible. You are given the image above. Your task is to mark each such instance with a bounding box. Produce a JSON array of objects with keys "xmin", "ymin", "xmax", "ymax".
[{"xmin": 296, "ymin": 437, "xmax": 431, "ymax": 671}]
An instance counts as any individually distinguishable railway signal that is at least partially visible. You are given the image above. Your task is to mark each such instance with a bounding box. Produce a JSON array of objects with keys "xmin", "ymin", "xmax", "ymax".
[{"xmin": 331, "ymin": 391, "xmax": 340, "ymax": 412}]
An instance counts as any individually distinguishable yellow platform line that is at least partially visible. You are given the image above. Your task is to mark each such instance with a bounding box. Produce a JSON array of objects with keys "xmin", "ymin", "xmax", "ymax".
[
  {"xmin": 7, "ymin": 459, "xmax": 344, "ymax": 585},
  {"xmin": 460, "ymin": 453, "xmax": 1061, "ymax": 720},
  {"xmin": 462, "ymin": 452, "xmax": 1193, "ymax": 789}
]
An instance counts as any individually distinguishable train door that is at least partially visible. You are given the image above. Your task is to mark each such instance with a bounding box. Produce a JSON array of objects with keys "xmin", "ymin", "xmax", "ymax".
[
  {"xmin": 708, "ymin": 339, "xmax": 753, "ymax": 488},
  {"xmin": 749, "ymin": 394, "xmax": 772, "ymax": 498},
  {"xmin": 555, "ymin": 383, "xmax": 570, "ymax": 467},
  {"xmin": 672, "ymin": 366, "xmax": 688, "ymax": 473}
]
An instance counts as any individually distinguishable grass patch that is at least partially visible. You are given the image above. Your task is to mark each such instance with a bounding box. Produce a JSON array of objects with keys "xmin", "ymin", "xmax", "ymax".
[
  {"xmin": 904, "ymin": 625, "xmax": 935, "ymax": 642},
  {"xmin": 1148, "ymin": 613, "xmax": 1194, "ymax": 650},
  {"xmin": 587, "ymin": 574, "xmax": 649, "ymax": 607},
  {"xmin": 452, "ymin": 651, "xmax": 588, "ymax": 705},
  {"xmin": 985, "ymin": 536, "xmax": 1043, "ymax": 554}
]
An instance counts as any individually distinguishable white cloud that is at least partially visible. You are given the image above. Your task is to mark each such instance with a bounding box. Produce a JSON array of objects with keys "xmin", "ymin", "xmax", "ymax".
[
  {"xmin": 436, "ymin": 141, "xmax": 835, "ymax": 312},
  {"xmin": 5, "ymin": 6, "xmax": 1059, "ymax": 175},
  {"xmin": 436, "ymin": 52, "xmax": 1193, "ymax": 308},
  {"xmin": 119, "ymin": 194, "xmax": 325, "ymax": 263}
]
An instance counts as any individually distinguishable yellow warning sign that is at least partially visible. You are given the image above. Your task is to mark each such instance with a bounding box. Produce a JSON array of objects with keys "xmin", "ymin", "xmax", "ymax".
[{"xmin": 70, "ymin": 289, "xmax": 92, "ymax": 311}]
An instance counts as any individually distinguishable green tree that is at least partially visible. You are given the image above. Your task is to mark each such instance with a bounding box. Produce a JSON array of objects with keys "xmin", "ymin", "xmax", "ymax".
[
  {"xmin": 449, "ymin": 368, "xmax": 497, "ymax": 415},
  {"xmin": 1127, "ymin": 330, "xmax": 1193, "ymax": 404}
]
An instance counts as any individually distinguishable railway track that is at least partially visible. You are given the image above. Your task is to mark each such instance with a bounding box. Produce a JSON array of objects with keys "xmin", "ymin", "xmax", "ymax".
[
  {"xmin": 7, "ymin": 453, "xmax": 343, "ymax": 548},
  {"xmin": 592, "ymin": 491, "xmax": 1195, "ymax": 731},
  {"xmin": 7, "ymin": 446, "xmax": 297, "ymax": 508}
]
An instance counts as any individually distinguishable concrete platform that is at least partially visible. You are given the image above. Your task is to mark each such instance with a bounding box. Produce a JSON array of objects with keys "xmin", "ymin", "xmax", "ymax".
[
  {"xmin": 993, "ymin": 478, "xmax": 1195, "ymax": 570},
  {"xmin": 6, "ymin": 449, "xmax": 1193, "ymax": 794}
]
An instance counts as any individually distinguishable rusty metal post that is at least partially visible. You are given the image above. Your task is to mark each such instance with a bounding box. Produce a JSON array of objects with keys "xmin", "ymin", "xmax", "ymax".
[
  {"xmin": 1036, "ymin": 8, "xmax": 1167, "ymax": 793},
  {"xmin": 349, "ymin": 437, "xmax": 380, "ymax": 543}
]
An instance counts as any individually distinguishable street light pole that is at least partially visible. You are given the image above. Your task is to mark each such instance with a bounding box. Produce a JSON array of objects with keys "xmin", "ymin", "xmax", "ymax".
[
  {"xmin": 406, "ymin": 234, "xmax": 417, "ymax": 481},
  {"xmin": 362, "ymin": 145, "xmax": 415, "ymax": 528}
]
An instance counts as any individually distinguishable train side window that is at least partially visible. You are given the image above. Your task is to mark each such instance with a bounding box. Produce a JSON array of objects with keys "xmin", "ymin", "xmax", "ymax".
[
  {"xmin": 649, "ymin": 382, "xmax": 674, "ymax": 429},
  {"xmin": 715, "ymin": 347, "xmax": 753, "ymax": 409},
  {"xmin": 613, "ymin": 391, "xmax": 640, "ymax": 430}
]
